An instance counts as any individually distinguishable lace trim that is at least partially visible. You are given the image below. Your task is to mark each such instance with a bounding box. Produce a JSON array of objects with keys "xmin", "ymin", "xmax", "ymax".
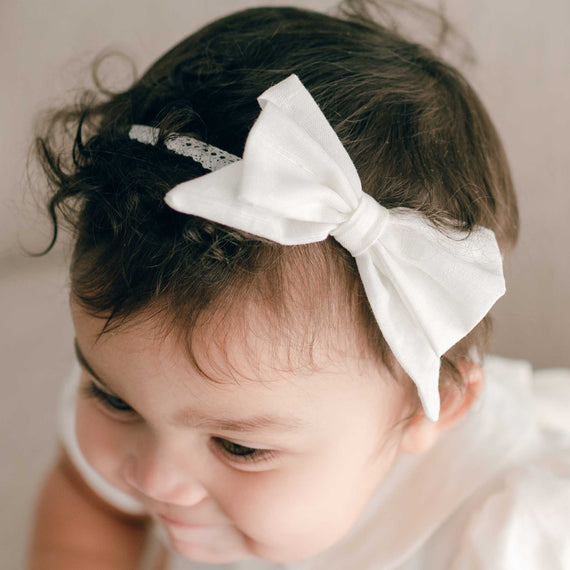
[{"xmin": 129, "ymin": 125, "xmax": 240, "ymax": 171}]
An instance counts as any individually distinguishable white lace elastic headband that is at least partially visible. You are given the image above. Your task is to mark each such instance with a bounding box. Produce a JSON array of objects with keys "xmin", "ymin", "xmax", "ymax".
[{"xmin": 128, "ymin": 74, "xmax": 505, "ymax": 421}]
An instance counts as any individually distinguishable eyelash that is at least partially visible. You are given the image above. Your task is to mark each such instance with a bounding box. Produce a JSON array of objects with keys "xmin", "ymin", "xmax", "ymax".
[
  {"xmin": 81, "ymin": 381, "xmax": 137, "ymax": 417},
  {"xmin": 80, "ymin": 380, "xmax": 276, "ymax": 464},
  {"xmin": 213, "ymin": 438, "xmax": 276, "ymax": 464}
]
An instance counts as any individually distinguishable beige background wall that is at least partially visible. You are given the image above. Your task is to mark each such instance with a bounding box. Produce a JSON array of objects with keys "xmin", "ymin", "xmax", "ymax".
[{"xmin": 1, "ymin": 1, "xmax": 569, "ymax": 568}]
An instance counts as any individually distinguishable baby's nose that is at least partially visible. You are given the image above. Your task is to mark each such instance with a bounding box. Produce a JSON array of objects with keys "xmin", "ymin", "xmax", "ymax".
[{"xmin": 123, "ymin": 443, "xmax": 208, "ymax": 506}]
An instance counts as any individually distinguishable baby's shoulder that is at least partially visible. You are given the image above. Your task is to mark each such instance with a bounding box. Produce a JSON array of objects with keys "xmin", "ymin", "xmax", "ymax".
[{"xmin": 448, "ymin": 446, "xmax": 570, "ymax": 569}]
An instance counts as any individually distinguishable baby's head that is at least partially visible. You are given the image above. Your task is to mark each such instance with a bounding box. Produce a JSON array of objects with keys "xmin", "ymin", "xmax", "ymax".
[{"xmin": 37, "ymin": 3, "xmax": 518, "ymax": 564}]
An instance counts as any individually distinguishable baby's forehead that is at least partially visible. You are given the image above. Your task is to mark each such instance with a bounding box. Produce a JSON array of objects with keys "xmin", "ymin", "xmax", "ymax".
[{"xmin": 163, "ymin": 300, "xmax": 370, "ymax": 386}]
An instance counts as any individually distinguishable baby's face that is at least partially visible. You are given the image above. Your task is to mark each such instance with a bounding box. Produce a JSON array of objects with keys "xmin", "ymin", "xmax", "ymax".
[{"xmin": 71, "ymin": 300, "xmax": 410, "ymax": 564}]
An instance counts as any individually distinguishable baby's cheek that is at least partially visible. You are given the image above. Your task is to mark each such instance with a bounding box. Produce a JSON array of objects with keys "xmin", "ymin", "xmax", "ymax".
[
  {"xmin": 219, "ymin": 468, "xmax": 349, "ymax": 561},
  {"xmin": 75, "ymin": 399, "xmax": 133, "ymax": 495}
]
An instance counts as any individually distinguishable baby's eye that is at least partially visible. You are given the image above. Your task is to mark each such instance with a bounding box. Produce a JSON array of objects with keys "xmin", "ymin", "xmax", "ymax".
[
  {"xmin": 213, "ymin": 437, "xmax": 276, "ymax": 465},
  {"xmin": 81, "ymin": 381, "xmax": 137, "ymax": 418}
]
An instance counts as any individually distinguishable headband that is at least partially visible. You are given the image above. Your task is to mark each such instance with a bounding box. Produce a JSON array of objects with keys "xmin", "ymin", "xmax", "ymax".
[{"xmin": 128, "ymin": 74, "xmax": 505, "ymax": 421}]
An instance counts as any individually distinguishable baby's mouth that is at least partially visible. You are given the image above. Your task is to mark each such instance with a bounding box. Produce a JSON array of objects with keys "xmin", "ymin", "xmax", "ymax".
[{"xmin": 158, "ymin": 513, "xmax": 211, "ymax": 527}]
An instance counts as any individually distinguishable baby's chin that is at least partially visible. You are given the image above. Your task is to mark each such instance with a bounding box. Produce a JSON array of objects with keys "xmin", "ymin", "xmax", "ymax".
[
  {"xmin": 166, "ymin": 526, "xmax": 251, "ymax": 564},
  {"xmin": 165, "ymin": 519, "xmax": 352, "ymax": 565},
  {"xmin": 171, "ymin": 538, "xmax": 250, "ymax": 564}
]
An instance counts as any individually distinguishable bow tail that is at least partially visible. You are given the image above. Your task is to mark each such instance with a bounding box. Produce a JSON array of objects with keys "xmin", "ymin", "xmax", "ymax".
[{"xmin": 355, "ymin": 254, "xmax": 442, "ymax": 421}]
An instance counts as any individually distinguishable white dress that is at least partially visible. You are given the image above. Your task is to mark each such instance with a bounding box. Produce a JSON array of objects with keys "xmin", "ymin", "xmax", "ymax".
[{"xmin": 57, "ymin": 356, "xmax": 570, "ymax": 570}]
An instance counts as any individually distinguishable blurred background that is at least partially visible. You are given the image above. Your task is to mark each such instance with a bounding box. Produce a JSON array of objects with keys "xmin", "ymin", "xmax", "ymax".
[{"xmin": 2, "ymin": 0, "xmax": 568, "ymax": 567}]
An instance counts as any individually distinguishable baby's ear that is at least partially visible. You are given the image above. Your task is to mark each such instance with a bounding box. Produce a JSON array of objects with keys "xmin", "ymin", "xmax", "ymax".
[{"xmin": 399, "ymin": 360, "xmax": 484, "ymax": 455}]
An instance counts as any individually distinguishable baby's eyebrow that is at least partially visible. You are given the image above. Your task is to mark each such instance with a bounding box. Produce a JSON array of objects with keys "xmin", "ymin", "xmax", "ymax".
[
  {"xmin": 173, "ymin": 409, "xmax": 306, "ymax": 433},
  {"xmin": 74, "ymin": 339, "xmax": 115, "ymax": 392},
  {"xmin": 73, "ymin": 339, "xmax": 306, "ymax": 434}
]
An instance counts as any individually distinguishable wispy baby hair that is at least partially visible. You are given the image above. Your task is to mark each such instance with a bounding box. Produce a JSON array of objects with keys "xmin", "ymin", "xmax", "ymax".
[{"xmin": 35, "ymin": 1, "xmax": 518, "ymax": 396}]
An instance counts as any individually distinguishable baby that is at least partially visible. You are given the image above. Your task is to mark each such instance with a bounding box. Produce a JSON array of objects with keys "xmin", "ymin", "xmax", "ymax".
[{"xmin": 28, "ymin": 2, "xmax": 570, "ymax": 570}]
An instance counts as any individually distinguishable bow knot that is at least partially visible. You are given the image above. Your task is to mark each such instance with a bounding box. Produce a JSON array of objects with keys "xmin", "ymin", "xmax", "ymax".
[{"xmin": 331, "ymin": 193, "xmax": 391, "ymax": 257}]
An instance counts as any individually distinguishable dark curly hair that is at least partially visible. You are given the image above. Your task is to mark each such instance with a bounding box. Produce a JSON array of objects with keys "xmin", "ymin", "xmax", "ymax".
[{"xmin": 34, "ymin": 1, "xmax": 518, "ymax": 399}]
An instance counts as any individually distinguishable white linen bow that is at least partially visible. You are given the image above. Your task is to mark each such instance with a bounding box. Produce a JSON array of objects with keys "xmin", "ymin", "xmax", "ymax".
[{"xmin": 149, "ymin": 74, "xmax": 505, "ymax": 421}]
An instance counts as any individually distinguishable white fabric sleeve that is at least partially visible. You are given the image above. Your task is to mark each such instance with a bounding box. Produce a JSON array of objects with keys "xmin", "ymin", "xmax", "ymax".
[
  {"xmin": 448, "ymin": 448, "xmax": 570, "ymax": 570},
  {"xmin": 57, "ymin": 363, "xmax": 147, "ymax": 515},
  {"xmin": 442, "ymin": 361, "xmax": 570, "ymax": 570}
]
